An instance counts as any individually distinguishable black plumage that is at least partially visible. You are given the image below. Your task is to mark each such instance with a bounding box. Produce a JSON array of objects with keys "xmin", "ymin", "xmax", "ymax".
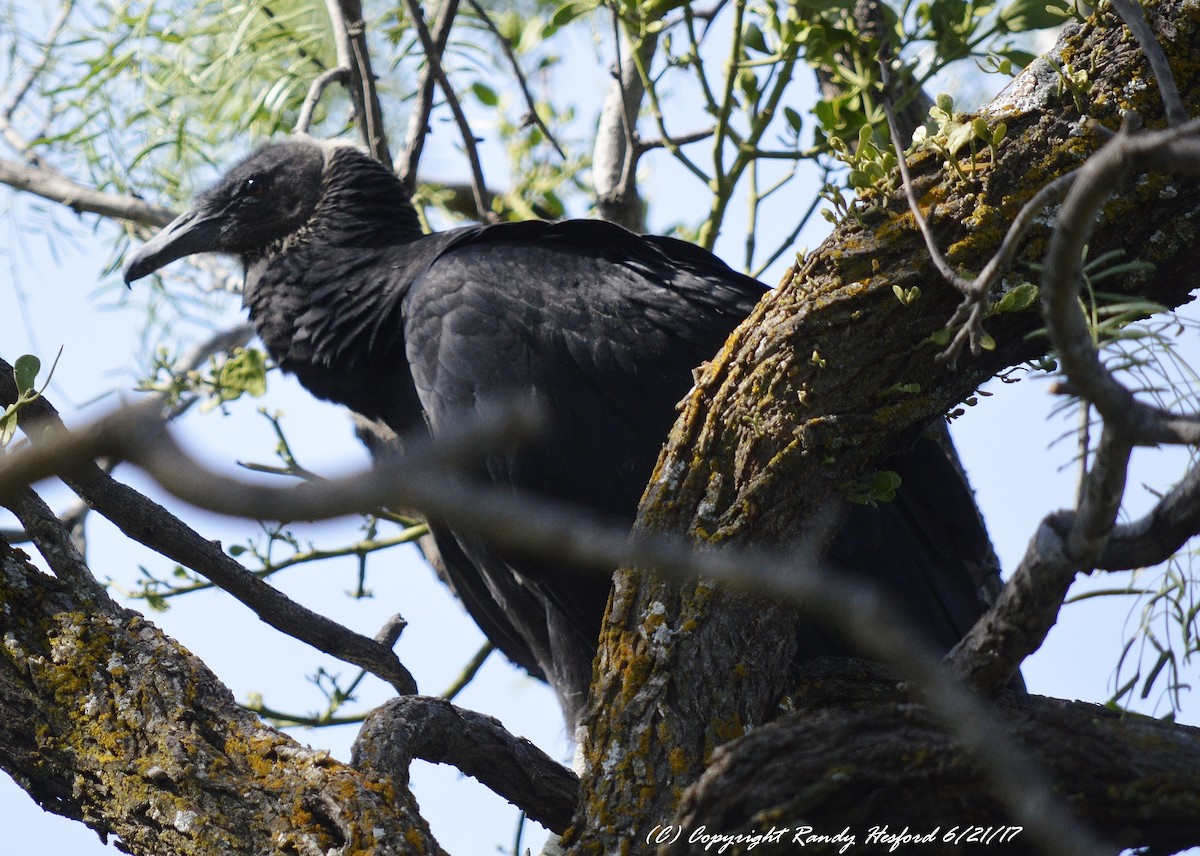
[{"xmin": 125, "ymin": 139, "xmax": 1005, "ymax": 726}]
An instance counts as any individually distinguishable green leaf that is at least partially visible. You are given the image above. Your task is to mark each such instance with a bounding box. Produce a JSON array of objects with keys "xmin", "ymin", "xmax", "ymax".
[
  {"xmin": 996, "ymin": 48, "xmax": 1037, "ymax": 69},
  {"xmin": 944, "ymin": 120, "xmax": 975, "ymax": 154},
  {"xmin": 471, "ymin": 82, "xmax": 499, "ymax": 107},
  {"xmin": 992, "ymin": 282, "xmax": 1038, "ymax": 313},
  {"xmin": 217, "ymin": 348, "xmax": 268, "ymax": 402},
  {"xmin": 742, "ymin": 22, "xmax": 769, "ymax": 54},
  {"xmin": 997, "ymin": 0, "xmax": 1070, "ymax": 33},
  {"xmin": 547, "ymin": 0, "xmax": 600, "ymax": 33},
  {"xmin": 784, "ymin": 106, "xmax": 803, "ymax": 133},
  {"xmin": 14, "ymin": 354, "xmax": 41, "ymax": 395}
]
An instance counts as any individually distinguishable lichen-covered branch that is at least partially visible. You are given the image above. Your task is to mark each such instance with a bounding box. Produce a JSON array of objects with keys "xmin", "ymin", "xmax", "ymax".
[
  {"xmin": 668, "ymin": 660, "xmax": 1200, "ymax": 856},
  {"xmin": 0, "ymin": 539, "xmax": 443, "ymax": 856}
]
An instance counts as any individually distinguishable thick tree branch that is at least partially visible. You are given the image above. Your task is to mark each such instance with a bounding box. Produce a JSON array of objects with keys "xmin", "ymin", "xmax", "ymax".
[
  {"xmin": 0, "ymin": 539, "xmax": 443, "ymax": 856},
  {"xmin": 353, "ymin": 695, "xmax": 579, "ymax": 833},
  {"xmin": 669, "ymin": 660, "xmax": 1200, "ymax": 855}
]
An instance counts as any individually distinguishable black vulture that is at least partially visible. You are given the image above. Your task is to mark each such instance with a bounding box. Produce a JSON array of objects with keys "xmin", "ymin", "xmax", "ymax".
[{"xmin": 124, "ymin": 139, "xmax": 1004, "ymax": 728}]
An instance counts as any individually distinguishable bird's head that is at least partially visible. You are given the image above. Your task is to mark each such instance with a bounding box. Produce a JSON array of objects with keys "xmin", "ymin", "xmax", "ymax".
[{"xmin": 123, "ymin": 140, "xmax": 327, "ymax": 284}]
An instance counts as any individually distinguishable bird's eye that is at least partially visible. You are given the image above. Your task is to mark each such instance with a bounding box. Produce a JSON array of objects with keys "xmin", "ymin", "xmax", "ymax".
[{"xmin": 239, "ymin": 176, "xmax": 268, "ymax": 202}]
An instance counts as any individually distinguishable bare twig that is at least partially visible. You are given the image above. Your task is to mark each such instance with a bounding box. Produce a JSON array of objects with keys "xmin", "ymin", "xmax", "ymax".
[
  {"xmin": 0, "ymin": 0, "xmax": 75, "ymax": 163},
  {"xmin": 324, "ymin": 0, "xmax": 391, "ymax": 164},
  {"xmin": 879, "ymin": 60, "xmax": 973, "ymax": 290},
  {"xmin": 1041, "ymin": 118, "xmax": 1200, "ymax": 445},
  {"xmin": 1098, "ymin": 457, "xmax": 1200, "ymax": 570},
  {"xmin": 463, "ymin": 0, "xmax": 564, "ymax": 160},
  {"xmin": 397, "ymin": 0, "xmax": 491, "ymax": 219},
  {"xmin": 1109, "ymin": 0, "xmax": 1186, "ymax": 127},
  {"xmin": 635, "ymin": 127, "xmax": 714, "ymax": 153},
  {"xmin": 441, "ymin": 641, "xmax": 493, "ymax": 701},
  {"xmin": 938, "ymin": 170, "xmax": 1079, "ymax": 360},
  {"xmin": 295, "ymin": 67, "xmax": 351, "ymax": 135},
  {"xmin": 396, "ymin": 0, "xmax": 459, "ymax": 191}
]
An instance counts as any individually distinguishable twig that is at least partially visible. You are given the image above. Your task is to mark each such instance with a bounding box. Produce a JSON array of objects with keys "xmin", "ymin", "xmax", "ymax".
[
  {"xmin": 397, "ymin": 0, "xmax": 459, "ymax": 191},
  {"xmin": 947, "ymin": 428, "xmax": 1130, "ymax": 693},
  {"xmin": 325, "ymin": 0, "xmax": 391, "ymax": 164},
  {"xmin": 635, "ymin": 127, "xmax": 714, "ymax": 153},
  {"xmin": 441, "ymin": 641, "xmax": 493, "ymax": 701},
  {"xmin": 1109, "ymin": 0, "xmax": 1186, "ymax": 127},
  {"xmin": 0, "ymin": 0, "xmax": 75, "ymax": 162},
  {"xmin": 1097, "ymin": 456, "xmax": 1200, "ymax": 570},
  {"xmin": 879, "ymin": 59, "xmax": 974, "ymax": 295},
  {"xmin": 1040, "ymin": 118, "xmax": 1200, "ymax": 445},
  {"xmin": 463, "ymin": 0, "xmax": 564, "ymax": 159},
  {"xmin": 295, "ymin": 67, "xmax": 351, "ymax": 135},
  {"xmin": 938, "ymin": 170, "xmax": 1079, "ymax": 364},
  {"xmin": 397, "ymin": 0, "xmax": 491, "ymax": 219}
]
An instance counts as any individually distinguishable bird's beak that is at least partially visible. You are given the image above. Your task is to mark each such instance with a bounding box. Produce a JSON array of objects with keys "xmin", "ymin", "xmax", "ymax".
[{"xmin": 123, "ymin": 207, "xmax": 224, "ymax": 286}]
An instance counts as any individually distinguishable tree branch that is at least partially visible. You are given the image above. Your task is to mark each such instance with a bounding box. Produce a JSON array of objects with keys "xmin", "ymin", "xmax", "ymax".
[
  {"xmin": 325, "ymin": 0, "xmax": 391, "ymax": 164},
  {"xmin": 0, "ymin": 540, "xmax": 443, "ymax": 856},
  {"xmin": 353, "ymin": 695, "xmax": 579, "ymax": 833},
  {"xmin": 0, "ymin": 363, "xmax": 418, "ymax": 695},
  {"xmin": 669, "ymin": 659, "xmax": 1200, "ymax": 855},
  {"xmin": 396, "ymin": 0, "xmax": 459, "ymax": 191},
  {"xmin": 0, "ymin": 156, "xmax": 176, "ymax": 227},
  {"xmin": 1041, "ymin": 118, "xmax": 1200, "ymax": 446},
  {"xmin": 397, "ymin": 0, "xmax": 490, "ymax": 218}
]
